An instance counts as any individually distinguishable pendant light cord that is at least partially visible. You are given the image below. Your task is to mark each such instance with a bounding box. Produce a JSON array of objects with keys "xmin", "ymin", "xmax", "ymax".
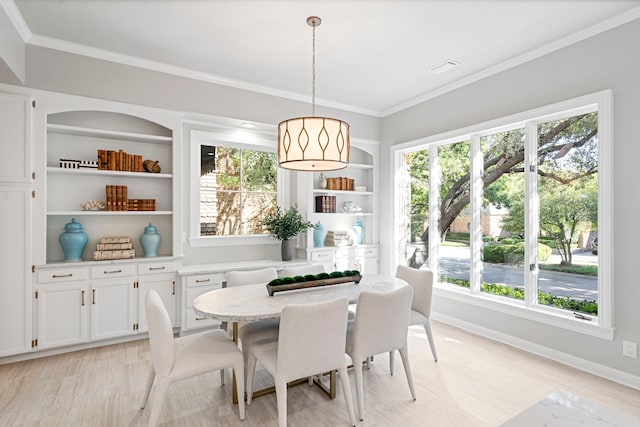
[{"xmin": 311, "ymin": 22, "xmax": 316, "ymax": 117}]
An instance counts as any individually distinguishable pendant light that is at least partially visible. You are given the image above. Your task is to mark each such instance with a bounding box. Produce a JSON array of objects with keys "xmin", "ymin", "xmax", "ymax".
[{"xmin": 277, "ymin": 16, "xmax": 350, "ymax": 171}]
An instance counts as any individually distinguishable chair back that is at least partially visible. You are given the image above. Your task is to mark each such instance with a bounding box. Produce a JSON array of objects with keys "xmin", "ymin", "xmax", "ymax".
[
  {"xmin": 226, "ymin": 267, "xmax": 278, "ymax": 287},
  {"xmin": 145, "ymin": 289, "xmax": 175, "ymax": 378},
  {"xmin": 280, "ymin": 264, "xmax": 325, "ymax": 278},
  {"xmin": 395, "ymin": 265, "xmax": 434, "ymax": 318},
  {"xmin": 277, "ymin": 297, "xmax": 349, "ymax": 381},
  {"xmin": 350, "ymin": 286, "xmax": 413, "ymax": 356}
]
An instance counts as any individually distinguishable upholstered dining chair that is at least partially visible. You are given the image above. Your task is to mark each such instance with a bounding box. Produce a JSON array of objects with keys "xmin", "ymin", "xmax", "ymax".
[
  {"xmin": 345, "ymin": 286, "xmax": 416, "ymax": 420},
  {"xmin": 246, "ymin": 297, "xmax": 357, "ymax": 427},
  {"xmin": 395, "ymin": 265, "xmax": 438, "ymax": 362},
  {"xmin": 225, "ymin": 267, "xmax": 279, "ymax": 386},
  {"xmin": 141, "ymin": 290, "xmax": 245, "ymax": 427}
]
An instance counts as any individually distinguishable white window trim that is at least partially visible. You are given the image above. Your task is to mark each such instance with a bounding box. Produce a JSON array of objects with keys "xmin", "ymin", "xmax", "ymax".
[
  {"xmin": 392, "ymin": 90, "xmax": 613, "ymax": 340},
  {"xmin": 188, "ymin": 125, "xmax": 288, "ymax": 247}
]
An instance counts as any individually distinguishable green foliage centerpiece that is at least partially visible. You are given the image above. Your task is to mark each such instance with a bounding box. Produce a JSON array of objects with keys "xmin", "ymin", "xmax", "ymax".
[{"xmin": 263, "ymin": 205, "xmax": 314, "ymax": 261}]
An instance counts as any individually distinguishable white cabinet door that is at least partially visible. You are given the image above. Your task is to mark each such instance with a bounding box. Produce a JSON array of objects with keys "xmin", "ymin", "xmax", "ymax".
[
  {"xmin": 0, "ymin": 92, "xmax": 32, "ymax": 183},
  {"xmin": 90, "ymin": 279, "xmax": 136, "ymax": 340},
  {"xmin": 0, "ymin": 186, "xmax": 32, "ymax": 356},
  {"xmin": 138, "ymin": 274, "xmax": 177, "ymax": 332},
  {"xmin": 36, "ymin": 282, "xmax": 89, "ymax": 349}
]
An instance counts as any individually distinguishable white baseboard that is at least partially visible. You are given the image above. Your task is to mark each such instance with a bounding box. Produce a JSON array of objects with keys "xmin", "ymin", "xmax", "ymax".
[{"xmin": 433, "ymin": 312, "xmax": 640, "ymax": 391}]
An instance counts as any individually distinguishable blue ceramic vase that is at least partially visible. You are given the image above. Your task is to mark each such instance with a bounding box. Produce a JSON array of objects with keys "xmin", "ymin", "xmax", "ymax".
[
  {"xmin": 313, "ymin": 222, "xmax": 326, "ymax": 247},
  {"xmin": 59, "ymin": 218, "xmax": 88, "ymax": 262},
  {"xmin": 352, "ymin": 218, "xmax": 365, "ymax": 245},
  {"xmin": 140, "ymin": 222, "xmax": 160, "ymax": 257}
]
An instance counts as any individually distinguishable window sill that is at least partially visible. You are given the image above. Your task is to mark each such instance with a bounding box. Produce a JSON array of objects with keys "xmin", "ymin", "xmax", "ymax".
[
  {"xmin": 434, "ymin": 282, "xmax": 614, "ymax": 341},
  {"xmin": 189, "ymin": 235, "xmax": 278, "ymax": 248}
]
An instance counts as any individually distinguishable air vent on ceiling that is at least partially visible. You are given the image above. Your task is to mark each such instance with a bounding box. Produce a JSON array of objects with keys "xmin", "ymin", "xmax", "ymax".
[{"xmin": 428, "ymin": 59, "xmax": 460, "ymax": 75}]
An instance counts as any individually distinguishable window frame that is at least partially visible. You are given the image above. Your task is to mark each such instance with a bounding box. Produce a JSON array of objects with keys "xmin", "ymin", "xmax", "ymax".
[
  {"xmin": 188, "ymin": 126, "xmax": 287, "ymax": 247},
  {"xmin": 392, "ymin": 90, "xmax": 613, "ymax": 340}
]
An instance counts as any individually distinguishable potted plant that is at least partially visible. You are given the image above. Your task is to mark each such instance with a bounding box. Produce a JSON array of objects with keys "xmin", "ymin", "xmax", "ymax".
[{"xmin": 263, "ymin": 205, "xmax": 314, "ymax": 261}]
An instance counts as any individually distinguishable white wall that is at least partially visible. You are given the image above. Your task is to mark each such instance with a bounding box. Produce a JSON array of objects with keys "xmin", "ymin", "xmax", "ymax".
[
  {"xmin": 13, "ymin": 45, "xmax": 382, "ymax": 264},
  {"xmin": 381, "ymin": 19, "xmax": 640, "ymax": 382}
]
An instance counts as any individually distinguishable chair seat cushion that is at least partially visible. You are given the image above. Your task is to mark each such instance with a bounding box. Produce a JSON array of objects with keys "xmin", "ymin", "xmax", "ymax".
[{"xmin": 172, "ymin": 329, "xmax": 242, "ymax": 379}]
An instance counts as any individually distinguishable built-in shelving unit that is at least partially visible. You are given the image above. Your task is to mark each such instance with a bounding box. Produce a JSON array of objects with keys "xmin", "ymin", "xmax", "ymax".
[
  {"xmin": 299, "ymin": 142, "xmax": 380, "ymax": 273},
  {"xmin": 45, "ymin": 111, "xmax": 175, "ymax": 263}
]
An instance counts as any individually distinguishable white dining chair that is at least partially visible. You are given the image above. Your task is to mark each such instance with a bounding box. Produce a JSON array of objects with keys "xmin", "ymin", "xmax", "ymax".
[
  {"xmin": 395, "ymin": 264, "xmax": 438, "ymax": 363},
  {"xmin": 225, "ymin": 267, "xmax": 279, "ymax": 386},
  {"xmin": 246, "ymin": 297, "xmax": 357, "ymax": 427},
  {"xmin": 345, "ymin": 286, "xmax": 416, "ymax": 420},
  {"xmin": 141, "ymin": 290, "xmax": 245, "ymax": 427}
]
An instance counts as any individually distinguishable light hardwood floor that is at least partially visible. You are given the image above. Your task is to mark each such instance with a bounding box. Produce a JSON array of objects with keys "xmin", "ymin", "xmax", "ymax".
[{"xmin": 1, "ymin": 321, "xmax": 639, "ymax": 426}]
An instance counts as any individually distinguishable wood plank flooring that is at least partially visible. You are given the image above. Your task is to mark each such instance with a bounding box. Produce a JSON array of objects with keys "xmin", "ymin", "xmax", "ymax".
[{"xmin": 1, "ymin": 321, "xmax": 638, "ymax": 426}]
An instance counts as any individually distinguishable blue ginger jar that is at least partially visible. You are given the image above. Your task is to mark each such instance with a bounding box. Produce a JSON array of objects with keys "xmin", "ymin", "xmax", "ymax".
[
  {"xmin": 59, "ymin": 218, "xmax": 88, "ymax": 262},
  {"xmin": 313, "ymin": 222, "xmax": 326, "ymax": 247},
  {"xmin": 352, "ymin": 218, "xmax": 365, "ymax": 245},
  {"xmin": 140, "ymin": 222, "xmax": 160, "ymax": 257}
]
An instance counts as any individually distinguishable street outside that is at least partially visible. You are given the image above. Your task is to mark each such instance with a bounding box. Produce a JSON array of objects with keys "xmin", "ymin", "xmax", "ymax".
[{"xmin": 437, "ymin": 245, "xmax": 598, "ymax": 301}]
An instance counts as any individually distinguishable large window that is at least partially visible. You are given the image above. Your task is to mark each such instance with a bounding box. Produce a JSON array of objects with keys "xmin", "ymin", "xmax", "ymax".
[
  {"xmin": 189, "ymin": 127, "xmax": 284, "ymax": 246},
  {"xmin": 393, "ymin": 91, "xmax": 612, "ymax": 338}
]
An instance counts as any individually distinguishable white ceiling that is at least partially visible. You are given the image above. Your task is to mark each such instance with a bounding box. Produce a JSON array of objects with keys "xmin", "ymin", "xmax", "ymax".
[{"xmin": 10, "ymin": 0, "xmax": 640, "ymax": 116}]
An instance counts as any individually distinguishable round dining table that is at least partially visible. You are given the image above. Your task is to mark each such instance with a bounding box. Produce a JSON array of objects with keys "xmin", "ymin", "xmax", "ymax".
[{"xmin": 192, "ymin": 274, "xmax": 408, "ymax": 402}]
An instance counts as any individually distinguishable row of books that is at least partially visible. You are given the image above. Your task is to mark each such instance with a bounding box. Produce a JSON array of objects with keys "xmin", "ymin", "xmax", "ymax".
[
  {"xmin": 315, "ymin": 195, "xmax": 337, "ymax": 213},
  {"xmin": 105, "ymin": 185, "xmax": 128, "ymax": 211},
  {"xmin": 92, "ymin": 236, "xmax": 135, "ymax": 260},
  {"xmin": 105, "ymin": 185, "xmax": 156, "ymax": 211},
  {"xmin": 326, "ymin": 177, "xmax": 355, "ymax": 191},
  {"xmin": 98, "ymin": 149, "xmax": 143, "ymax": 172}
]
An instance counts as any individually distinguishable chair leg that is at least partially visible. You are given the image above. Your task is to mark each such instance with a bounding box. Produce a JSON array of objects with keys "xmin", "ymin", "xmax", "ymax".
[
  {"xmin": 147, "ymin": 378, "xmax": 169, "ymax": 427},
  {"xmin": 423, "ymin": 320, "xmax": 438, "ymax": 361},
  {"xmin": 389, "ymin": 350, "xmax": 395, "ymax": 375},
  {"xmin": 275, "ymin": 378, "xmax": 288, "ymax": 427},
  {"xmin": 399, "ymin": 344, "xmax": 416, "ymax": 401},
  {"xmin": 141, "ymin": 367, "xmax": 155, "ymax": 409},
  {"xmin": 353, "ymin": 357, "xmax": 365, "ymax": 421},
  {"xmin": 339, "ymin": 366, "xmax": 357, "ymax": 426},
  {"xmin": 233, "ymin": 361, "xmax": 246, "ymax": 421},
  {"xmin": 246, "ymin": 352, "xmax": 258, "ymax": 405}
]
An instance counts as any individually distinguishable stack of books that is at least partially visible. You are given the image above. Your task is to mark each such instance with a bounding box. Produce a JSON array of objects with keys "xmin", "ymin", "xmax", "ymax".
[
  {"xmin": 98, "ymin": 149, "xmax": 143, "ymax": 172},
  {"xmin": 92, "ymin": 237, "xmax": 135, "ymax": 260},
  {"xmin": 324, "ymin": 230, "xmax": 352, "ymax": 247}
]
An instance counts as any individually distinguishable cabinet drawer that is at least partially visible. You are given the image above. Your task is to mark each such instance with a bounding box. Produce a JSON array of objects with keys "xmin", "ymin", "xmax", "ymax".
[
  {"xmin": 37, "ymin": 267, "xmax": 88, "ymax": 283},
  {"xmin": 311, "ymin": 251, "xmax": 334, "ymax": 262},
  {"xmin": 357, "ymin": 246, "xmax": 379, "ymax": 258},
  {"xmin": 335, "ymin": 247, "xmax": 356, "ymax": 259},
  {"xmin": 184, "ymin": 308, "xmax": 222, "ymax": 330},
  {"xmin": 90, "ymin": 264, "xmax": 136, "ymax": 279},
  {"xmin": 137, "ymin": 261, "xmax": 176, "ymax": 275},
  {"xmin": 186, "ymin": 284, "xmax": 222, "ymax": 308},
  {"xmin": 186, "ymin": 273, "xmax": 225, "ymax": 288}
]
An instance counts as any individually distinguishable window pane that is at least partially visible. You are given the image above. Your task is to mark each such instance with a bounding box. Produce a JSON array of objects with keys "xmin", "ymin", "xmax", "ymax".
[
  {"xmin": 241, "ymin": 192, "xmax": 277, "ymax": 235},
  {"xmin": 404, "ymin": 150, "xmax": 429, "ymax": 268},
  {"xmin": 537, "ymin": 112, "xmax": 598, "ymax": 316},
  {"xmin": 215, "ymin": 191, "xmax": 241, "ymax": 235},
  {"xmin": 242, "ymin": 151, "xmax": 277, "ymax": 192},
  {"xmin": 481, "ymin": 129, "xmax": 526, "ymax": 300},
  {"xmin": 437, "ymin": 141, "xmax": 471, "ymax": 287},
  {"xmin": 199, "ymin": 144, "xmax": 278, "ymax": 237}
]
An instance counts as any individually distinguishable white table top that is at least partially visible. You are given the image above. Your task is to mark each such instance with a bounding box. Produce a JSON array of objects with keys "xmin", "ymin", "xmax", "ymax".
[{"xmin": 193, "ymin": 274, "xmax": 408, "ymax": 322}]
